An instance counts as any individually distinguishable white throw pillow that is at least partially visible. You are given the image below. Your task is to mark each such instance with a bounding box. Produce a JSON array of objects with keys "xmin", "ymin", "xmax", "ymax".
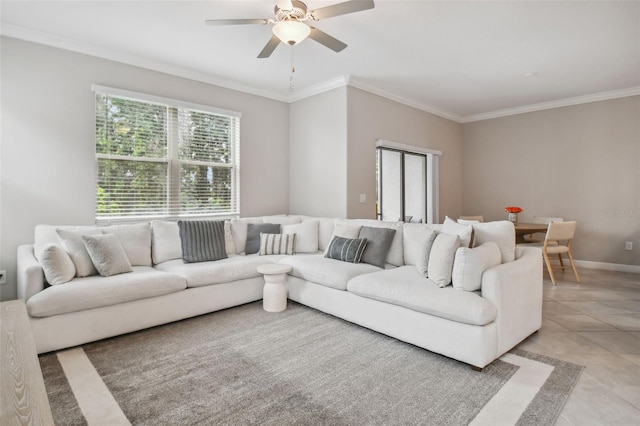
[
  {"xmin": 427, "ymin": 233, "xmax": 461, "ymax": 288},
  {"xmin": 229, "ymin": 217, "xmax": 265, "ymax": 254},
  {"xmin": 224, "ymin": 221, "xmax": 236, "ymax": 256},
  {"xmin": 415, "ymin": 230, "xmax": 438, "ymax": 277},
  {"xmin": 472, "ymin": 221, "xmax": 516, "ymax": 263},
  {"xmin": 38, "ymin": 244, "xmax": 76, "ymax": 285},
  {"xmin": 452, "ymin": 242, "xmax": 502, "ymax": 292},
  {"xmin": 442, "ymin": 216, "xmax": 473, "ymax": 248},
  {"xmin": 283, "ymin": 221, "xmax": 319, "ymax": 253},
  {"xmin": 403, "ymin": 223, "xmax": 438, "ymax": 266},
  {"xmin": 81, "ymin": 234, "xmax": 133, "ymax": 277},
  {"xmin": 324, "ymin": 223, "xmax": 362, "ymax": 255},
  {"xmin": 56, "ymin": 228, "xmax": 102, "ymax": 277},
  {"xmin": 151, "ymin": 220, "xmax": 182, "ymax": 264},
  {"xmin": 100, "ymin": 222, "xmax": 151, "ymax": 266}
]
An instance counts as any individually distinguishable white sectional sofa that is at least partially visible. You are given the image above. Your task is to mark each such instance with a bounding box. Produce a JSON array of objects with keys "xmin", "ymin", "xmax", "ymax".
[{"xmin": 16, "ymin": 215, "xmax": 543, "ymax": 370}]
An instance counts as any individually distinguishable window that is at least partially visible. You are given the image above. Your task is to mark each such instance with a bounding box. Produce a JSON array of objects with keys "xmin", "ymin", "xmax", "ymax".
[
  {"xmin": 93, "ymin": 85, "xmax": 240, "ymax": 222},
  {"xmin": 376, "ymin": 140, "xmax": 440, "ymax": 224}
]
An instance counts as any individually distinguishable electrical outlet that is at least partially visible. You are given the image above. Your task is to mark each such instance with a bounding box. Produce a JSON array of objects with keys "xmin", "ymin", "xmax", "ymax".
[
  {"xmin": 0, "ymin": 270, "xmax": 6, "ymax": 285},
  {"xmin": 359, "ymin": 194, "xmax": 366, "ymax": 203},
  {"xmin": 625, "ymin": 241, "xmax": 633, "ymax": 251}
]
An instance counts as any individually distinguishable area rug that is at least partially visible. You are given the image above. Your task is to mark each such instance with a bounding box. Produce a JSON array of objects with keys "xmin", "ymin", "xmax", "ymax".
[{"xmin": 39, "ymin": 301, "xmax": 582, "ymax": 425}]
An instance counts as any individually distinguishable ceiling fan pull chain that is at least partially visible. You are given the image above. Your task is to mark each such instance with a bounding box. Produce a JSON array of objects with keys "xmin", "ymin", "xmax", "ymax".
[{"xmin": 289, "ymin": 45, "xmax": 296, "ymax": 92}]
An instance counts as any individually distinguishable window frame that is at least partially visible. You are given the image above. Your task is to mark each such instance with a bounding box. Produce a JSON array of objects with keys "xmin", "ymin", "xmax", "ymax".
[{"xmin": 93, "ymin": 85, "xmax": 241, "ymax": 223}]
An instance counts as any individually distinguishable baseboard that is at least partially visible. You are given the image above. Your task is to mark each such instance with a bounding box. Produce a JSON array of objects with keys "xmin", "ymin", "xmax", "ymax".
[{"xmin": 574, "ymin": 260, "xmax": 640, "ymax": 274}]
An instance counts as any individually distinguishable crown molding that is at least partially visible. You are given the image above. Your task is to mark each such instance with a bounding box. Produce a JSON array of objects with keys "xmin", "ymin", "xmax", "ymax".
[
  {"xmin": 287, "ymin": 75, "xmax": 350, "ymax": 102},
  {"xmin": 461, "ymin": 87, "xmax": 640, "ymax": 123},
  {"xmin": 347, "ymin": 78, "xmax": 463, "ymax": 123},
  {"xmin": 3, "ymin": 23, "xmax": 639, "ymax": 123},
  {"xmin": 0, "ymin": 23, "xmax": 289, "ymax": 103}
]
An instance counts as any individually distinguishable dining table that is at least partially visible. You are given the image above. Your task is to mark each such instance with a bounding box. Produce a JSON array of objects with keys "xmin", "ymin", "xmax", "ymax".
[{"xmin": 514, "ymin": 223, "xmax": 549, "ymax": 244}]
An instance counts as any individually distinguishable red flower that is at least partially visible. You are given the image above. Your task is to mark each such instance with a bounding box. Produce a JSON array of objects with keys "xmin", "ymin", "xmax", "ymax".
[{"xmin": 505, "ymin": 206, "xmax": 523, "ymax": 213}]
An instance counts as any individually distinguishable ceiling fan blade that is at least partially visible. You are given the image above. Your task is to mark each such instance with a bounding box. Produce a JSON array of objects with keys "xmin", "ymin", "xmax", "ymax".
[
  {"xmin": 308, "ymin": 27, "xmax": 347, "ymax": 52},
  {"xmin": 310, "ymin": 0, "xmax": 374, "ymax": 20},
  {"xmin": 258, "ymin": 35, "xmax": 281, "ymax": 58},
  {"xmin": 205, "ymin": 19, "xmax": 269, "ymax": 26}
]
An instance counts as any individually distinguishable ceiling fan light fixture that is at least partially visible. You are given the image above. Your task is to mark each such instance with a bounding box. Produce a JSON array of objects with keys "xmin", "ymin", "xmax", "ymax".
[{"xmin": 272, "ymin": 20, "xmax": 310, "ymax": 45}]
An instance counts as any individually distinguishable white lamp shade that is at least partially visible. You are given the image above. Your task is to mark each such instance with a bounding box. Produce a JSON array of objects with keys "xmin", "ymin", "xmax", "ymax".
[{"xmin": 272, "ymin": 21, "xmax": 311, "ymax": 45}]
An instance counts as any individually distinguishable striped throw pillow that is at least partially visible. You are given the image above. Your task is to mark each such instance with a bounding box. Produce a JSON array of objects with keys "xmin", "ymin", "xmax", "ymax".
[
  {"xmin": 259, "ymin": 233, "xmax": 296, "ymax": 255},
  {"xmin": 325, "ymin": 236, "xmax": 368, "ymax": 263},
  {"xmin": 178, "ymin": 220, "xmax": 227, "ymax": 263}
]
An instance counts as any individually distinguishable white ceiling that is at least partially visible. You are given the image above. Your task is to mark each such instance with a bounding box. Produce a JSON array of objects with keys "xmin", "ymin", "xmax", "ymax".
[{"xmin": 2, "ymin": 0, "xmax": 639, "ymax": 121}]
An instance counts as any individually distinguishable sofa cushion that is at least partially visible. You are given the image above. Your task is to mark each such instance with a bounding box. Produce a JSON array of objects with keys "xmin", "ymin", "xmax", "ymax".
[
  {"xmin": 280, "ymin": 254, "xmax": 380, "ymax": 291},
  {"xmin": 259, "ymin": 233, "xmax": 296, "ymax": 255},
  {"xmin": 26, "ymin": 266, "xmax": 187, "ymax": 317},
  {"xmin": 415, "ymin": 230, "xmax": 438, "ymax": 278},
  {"xmin": 230, "ymin": 217, "xmax": 267, "ymax": 254},
  {"xmin": 358, "ymin": 226, "xmax": 396, "ymax": 268},
  {"xmin": 442, "ymin": 217, "xmax": 473, "ymax": 248},
  {"xmin": 335, "ymin": 219, "xmax": 404, "ymax": 266},
  {"xmin": 403, "ymin": 223, "xmax": 438, "ymax": 266},
  {"xmin": 347, "ymin": 267, "xmax": 497, "ymax": 326},
  {"xmin": 39, "ymin": 244, "xmax": 76, "ymax": 285},
  {"xmin": 452, "ymin": 242, "xmax": 502, "ymax": 292},
  {"xmin": 427, "ymin": 233, "xmax": 460, "ymax": 288},
  {"xmin": 472, "ymin": 221, "xmax": 516, "ymax": 263},
  {"xmin": 151, "ymin": 220, "xmax": 182, "ymax": 264},
  {"xmin": 325, "ymin": 237, "xmax": 368, "ymax": 264},
  {"xmin": 301, "ymin": 217, "xmax": 336, "ymax": 252},
  {"xmin": 246, "ymin": 223, "xmax": 281, "ymax": 255},
  {"xmin": 81, "ymin": 233, "xmax": 133, "ymax": 277},
  {"xmin": 155, "ymin": 255, "xmax": 283, "ymax": 287},
  {"xmin": 100, "ymin": 223, "xmax": 152, "ymax": 266},
  {"xmin": 178, "ymin": 220, "xmax": 227, "ymax": 263},
  {"xmin": 283, "ymin": 221, "xmax": 319, "ymax": 253},
  {"xmin": 56, "ymin": 228, "xmax": 103, "ymax": 277}
]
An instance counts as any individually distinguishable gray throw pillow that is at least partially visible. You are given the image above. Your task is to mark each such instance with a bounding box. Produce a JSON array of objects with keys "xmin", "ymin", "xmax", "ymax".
[
  {"xmin": 246, "ymin": 223, "xmax": 281, "ymax": 255},
  {"xmin": 81, "ymin": 233, "xmax": 133, "ymax": 277},
  {"xmin": 358, "ymin": 226, "xmax": 397, "ymax": 268},
  {"xmin": 178, "ymin": 220, "xmax": 227, "ymax": 263},
  {"xmin": 325, "ymin": 236, "xmax": 368, "ymax": 263}
]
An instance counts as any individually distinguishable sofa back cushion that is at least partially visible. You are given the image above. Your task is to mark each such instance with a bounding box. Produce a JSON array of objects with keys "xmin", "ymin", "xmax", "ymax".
[
  {"xmin": 403, "ymin": 223, "xmax": 439, "ymax": 266},
  {"xmin": 283, "ymin": 220, "xmax": 319, "ymax": 253},
  {"xmin": 101, "ymin": 222, "xmax": 152, "ymax": 266},
  {"xmin": 151, "ymin": 220, "xmax": 182, "ymax": 264},
  {"xmin": 472, "ymin": 221, "xmax": 516, "ymax": 263},
  {"xmin": 335, "ymin": 219, "xmax": 404, "ymax": 266},
  {"xmin": 301, "ymin": 216, "xmax": 336, "ymax": 252}
]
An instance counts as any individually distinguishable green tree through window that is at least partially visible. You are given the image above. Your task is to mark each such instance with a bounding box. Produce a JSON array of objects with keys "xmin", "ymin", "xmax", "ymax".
[{"xmin": 94, "ymin": 89, "xmax": 240, "ymax": 221}]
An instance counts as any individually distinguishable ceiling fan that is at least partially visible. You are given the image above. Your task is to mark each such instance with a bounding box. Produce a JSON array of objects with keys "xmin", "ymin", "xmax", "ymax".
[{"xmin": 205, "ymin": 0, "xmax": 375, "ymax": 58}]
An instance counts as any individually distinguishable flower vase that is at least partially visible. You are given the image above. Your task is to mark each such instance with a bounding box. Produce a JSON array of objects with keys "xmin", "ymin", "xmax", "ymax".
[{"xmin": 508, "ymin": 212, "xmax": 518, "ymax": 225}]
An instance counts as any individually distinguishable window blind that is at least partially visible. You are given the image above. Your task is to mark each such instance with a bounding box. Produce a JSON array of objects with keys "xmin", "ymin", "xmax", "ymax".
[{"xmin": 94, "ymin": 86, "xmax": 240, "ymax": 222}]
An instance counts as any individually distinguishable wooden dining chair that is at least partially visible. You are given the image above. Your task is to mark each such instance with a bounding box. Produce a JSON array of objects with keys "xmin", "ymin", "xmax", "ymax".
[
  {"xmin": 458, "ymin": 215, "xmax": 484, "ymax": 223},
  {"xmin": 537, "ymin": 221, "xmax": 581, "ymax": 285},
  {"xmin": 524, "ymin": 216, "xmax": 564, "ymax": 243}
]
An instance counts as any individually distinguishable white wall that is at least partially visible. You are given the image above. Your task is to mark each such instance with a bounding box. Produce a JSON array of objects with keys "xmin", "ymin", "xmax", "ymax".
[
  {"xmin": 346, "ymin": 87, "xmax": 463, "ymax": 220},
  {"xmin": 0, "ymin": 37, "xmax": 289, "ymax": 300},
  {"xmin": 289, "ymin": 87, "xmax": 348, "ymax": 217},
  {"xmin": 462, "ymin": 96, "xmax": 640, "ymax": 266}
]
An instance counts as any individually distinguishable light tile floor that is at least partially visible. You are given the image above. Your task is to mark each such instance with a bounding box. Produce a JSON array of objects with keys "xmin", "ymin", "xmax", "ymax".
[{"xmin": 515, "ymin": 267, "xmax": 640, "ymax": 425}]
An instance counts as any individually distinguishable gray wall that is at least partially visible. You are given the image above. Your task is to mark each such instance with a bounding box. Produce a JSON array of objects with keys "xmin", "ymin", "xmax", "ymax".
[
  {"xmin": 462, "ymin": 96, "xmax": 640, "ymax": 266},
  {"xmin": 0, "ymin": 37, "xmax": 290, "ymax": 300},
  {"xmin": 289, "ymin": 87, "xmax": 348, "ymax": 217},
  {"xmin": 346, "ymin": 87, "xmax": 463, "ymax": 220}
]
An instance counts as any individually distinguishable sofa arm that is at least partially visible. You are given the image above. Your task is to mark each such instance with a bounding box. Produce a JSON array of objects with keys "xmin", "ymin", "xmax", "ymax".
[
  {"xmin": 481, "ymin": 246, "xmax": 543, "ymax": 355},
  {"xmin": 17, "ymin": 245, "xmax": 45, "ymax": 302}
]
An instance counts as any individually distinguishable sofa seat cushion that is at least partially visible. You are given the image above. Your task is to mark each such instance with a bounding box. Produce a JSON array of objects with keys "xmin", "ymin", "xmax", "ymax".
[
  {"xmin": 155, "ymin": 255, "xmax": 284, "ymax": 287},
  {"xmin": 26, "ymin": 267, "xmax": 186, "ymax": 318},
  {"xmin": 346, "ymin": 266, "xmax": 497, "ymax": 326},
  {"xmin": 279, "ymin": 254, "xmax": 381, "ymax": 291}
]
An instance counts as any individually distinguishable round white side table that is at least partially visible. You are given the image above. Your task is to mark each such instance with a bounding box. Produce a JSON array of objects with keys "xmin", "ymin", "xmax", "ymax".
[{"xmin": 257, "ymin": 263, "xmax": 292, "ymax": 312}]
